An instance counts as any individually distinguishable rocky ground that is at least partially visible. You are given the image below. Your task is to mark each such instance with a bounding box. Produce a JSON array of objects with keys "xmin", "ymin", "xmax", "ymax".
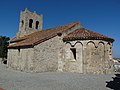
[{"xmin": 0, "ymin": 63, "xmax": 119, "ymax": 90}]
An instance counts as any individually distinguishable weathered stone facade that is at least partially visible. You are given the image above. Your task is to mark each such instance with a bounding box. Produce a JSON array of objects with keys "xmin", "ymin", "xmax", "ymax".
[
  {"xmin": 17, "ymin": 8, "xmax": 42, "ymax": 37},
  {"xmin": 7, "ymin": 9, "xmax": 114, "ymax": 74},
  {"xmin": 62, "ymin": 40, "xmax": 113, "ymax": 74},
  {"xmin": 8, "ymin": 47, "xmax": 34, "ymax": 72}
]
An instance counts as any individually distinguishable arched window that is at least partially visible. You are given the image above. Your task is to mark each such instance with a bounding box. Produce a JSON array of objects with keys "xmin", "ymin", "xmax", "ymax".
[
  {"xmin": 29, "ymin": 19, "xmax": 33, "ymax": 28},
  {"xmin": 21, "ymin": 20, "xmax": 24, "ymax": 27},
  {"xmin": 36, "ymin": 21, "xmax": 39, "ymax": 29}
]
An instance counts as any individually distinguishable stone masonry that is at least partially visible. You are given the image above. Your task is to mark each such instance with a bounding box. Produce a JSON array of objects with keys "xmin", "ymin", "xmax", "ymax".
[
  {"xmin": 17, "ymin": 8, "xmax": 42, "ymax": 37},
  {"xmin": 7, "ymin": 9, "xmax": 115, "ymax": 74}
]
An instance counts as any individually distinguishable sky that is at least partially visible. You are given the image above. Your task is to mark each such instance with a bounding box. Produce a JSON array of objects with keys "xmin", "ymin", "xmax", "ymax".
[{"xmin": 0, "ymin": 0, "xmax": 120, "ymax": 58}]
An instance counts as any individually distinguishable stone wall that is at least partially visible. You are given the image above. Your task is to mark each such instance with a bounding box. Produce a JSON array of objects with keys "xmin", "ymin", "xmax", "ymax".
[
  {"xmin": 7, "ymin": 20, "xmax": 114, "ymax": 74},
  {"xmin": 86, "ymin": 41, "xmax": 113, "ymax": 74},
  {"xmin": 63, "ymin": 40, "xmax": 113, "ymax": 74},
  {"xmin": 7, "ymin": 48, "xmax": 34, "ymax": 72},
  {"xmin": 86, "ymin": 41, "xmax": 105, "ymax": 74},
  {"xmin": 31, "ymin": 23, "xmax": 82, "ymax": 72},
  {"xmin": 7, "ymin": 23, "xmax": 80, "ymax": 73},
  {"xmin": 33, "ymin": 36, "xmax": 60, "ymax": 72},
  {"xmin": 63, "ymin": 41, "xmax": 83, "ymax": 73},
  {"xmin": 17, "ymin": 9, "xmax": 43, "ymax": 37},
  {"xmin": 7, "ymin": 39, "xmax": 114, "ymax": 74}
]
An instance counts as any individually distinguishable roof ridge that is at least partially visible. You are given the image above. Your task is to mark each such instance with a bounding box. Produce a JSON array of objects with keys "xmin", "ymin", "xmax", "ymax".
[
  {"xmin": 33, "ymin": 21, "xmax": 79, "ymax": 45},
  {"xmin": 63, "ymin": 28, "xmax": 114, "ymax": 42},
  {"xmin": 11, "ymin": 21, "xmax": 79, "ymax": 42},
  {"xmin": 9, "ymin": 21, "xmax": 79, "ymax": 48}
]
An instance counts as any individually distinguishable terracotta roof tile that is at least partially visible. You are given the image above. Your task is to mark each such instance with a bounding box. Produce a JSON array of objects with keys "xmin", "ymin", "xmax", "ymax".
[
  {"xmin": 8, "ymin": 22, "xmax": 79, "ymax": 48},
  {"xmin": 63, "ymin": 28, "xmax": 114, "ymax": 42}
]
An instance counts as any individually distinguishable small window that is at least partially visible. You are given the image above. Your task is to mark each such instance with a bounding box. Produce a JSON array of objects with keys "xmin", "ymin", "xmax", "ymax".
[
  {"xmin": 18, "ymin": 48, "xmax": 20, "ymax": 55},
  {"xmin": 29, "ymin": 19, "xmax": 33, "ymax": 28},
  {"xmin": 70, "ymin": 48, "xmax": 76, "ymax": 60},
  {"xmin": 36, "ymin": 21, "xmax": 39, "ymax": 29},
  {"xmin": 21, "ymin": 20, "xmax": 24, "ymax": 27}
]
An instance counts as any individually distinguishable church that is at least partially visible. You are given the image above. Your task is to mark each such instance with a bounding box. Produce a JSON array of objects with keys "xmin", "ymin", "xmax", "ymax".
[{"xmin": 7, "ymin": 8, "xmax": 114, "ymax": 74}]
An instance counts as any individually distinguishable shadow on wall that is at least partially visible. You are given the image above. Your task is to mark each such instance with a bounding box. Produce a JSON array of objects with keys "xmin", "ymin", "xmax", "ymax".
[{"xmin": 106, "ymin": 74, "xmax": 120, "ymax": 90}]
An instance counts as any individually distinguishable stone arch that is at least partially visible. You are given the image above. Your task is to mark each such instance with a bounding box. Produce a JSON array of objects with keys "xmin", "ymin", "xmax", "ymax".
[
  {"xmin": 98, "ymin": 42, "xmax": 105, "ymax": 59},
  {"xmin": 74, "ymin": 42, "xmax": 83, "ymax": 61},
  {"xmin": 29, "ymin": 19, "xmax": 33, "ymax": 28},
  {"xmin": 86, "ymin": 41, "xmax": 96, "ymax": 48},
  {"xmin": 107, "ymin": 42, "xmax": 112, "ymax": 59},
  {"xmin": 98, "ymin": 41, "xmax": 105, "ymax": 45},
  {"xmin": 86, "ymin": 41, "xmax": 107, "ymax": 74},
  {"xmin": 65, "ymin": 42, "xmax": 83, "ymax": 61},
  {"xmin": 98, "ymin": 42, "xmax": 105, "ymax": 72},
  {"xmin": 107, "ymin": 42, "xmax": 111, "ymax": 45},
  {"xmin": 63, "ymin": 42, "xmax": 72, "ymax": 72},
  {"xmin": 86, "ymin": 41, "xmax": 96, "ymax": 74},
  {"xmin": 74, "ymin": 41, "xmax": 83, "ymax": 47},
  {"xmin": 74, "ymin": 42, "xmax": 83, "ymax": 73},
  {"xmin": 36, "ymin": 21, "xmax": 39, "ymax": 29},
  {"xmin": 65, "ymin": 42, "xmax": 73, "ymax": 47},
  {"xmin": 64, "ymin": 42, "xmax": 83, "ymax": 73},
  {"xmin": 86, "ymin": 41, "xmax": 94, "ymax": 54},
  {"xmin": 105, "ymin": 42, "xmax": 113, "ymax": 73},
  {"xmin": 64, "ymin": 42, "xmax": 72, "ymax": 60}
]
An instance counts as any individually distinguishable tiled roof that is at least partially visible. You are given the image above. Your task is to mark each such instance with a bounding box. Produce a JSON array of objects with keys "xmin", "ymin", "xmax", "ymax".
[
  {"xmin": 8, "ymin": 22, "xmax": 79, "ymax": 48},
  {"xmin": 63, "ymin": 28, "xmax": 114, "ymax": 42}
]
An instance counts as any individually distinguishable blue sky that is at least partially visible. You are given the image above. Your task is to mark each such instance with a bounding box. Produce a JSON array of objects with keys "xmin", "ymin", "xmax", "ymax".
[{"xmin": 0, "ymin": 0, "xmax": 120, "ymax": 57}]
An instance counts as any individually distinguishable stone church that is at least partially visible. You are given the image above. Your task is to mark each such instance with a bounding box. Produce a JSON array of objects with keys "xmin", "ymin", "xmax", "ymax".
[{"xmin": 8, "ymin": 8, "xmax": 115, "ymax": 74}]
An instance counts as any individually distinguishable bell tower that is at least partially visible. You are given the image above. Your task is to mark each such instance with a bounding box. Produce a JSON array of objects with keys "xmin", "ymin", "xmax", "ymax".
[{"xmin": 16, "ymin": 8, "xmax": 43, "ymax": 37}]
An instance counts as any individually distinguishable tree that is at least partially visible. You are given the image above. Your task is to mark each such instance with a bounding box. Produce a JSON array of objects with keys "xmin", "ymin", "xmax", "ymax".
[{"xmin": 0, "ymin": 36, "xmax": 10, "ymax": 64}]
